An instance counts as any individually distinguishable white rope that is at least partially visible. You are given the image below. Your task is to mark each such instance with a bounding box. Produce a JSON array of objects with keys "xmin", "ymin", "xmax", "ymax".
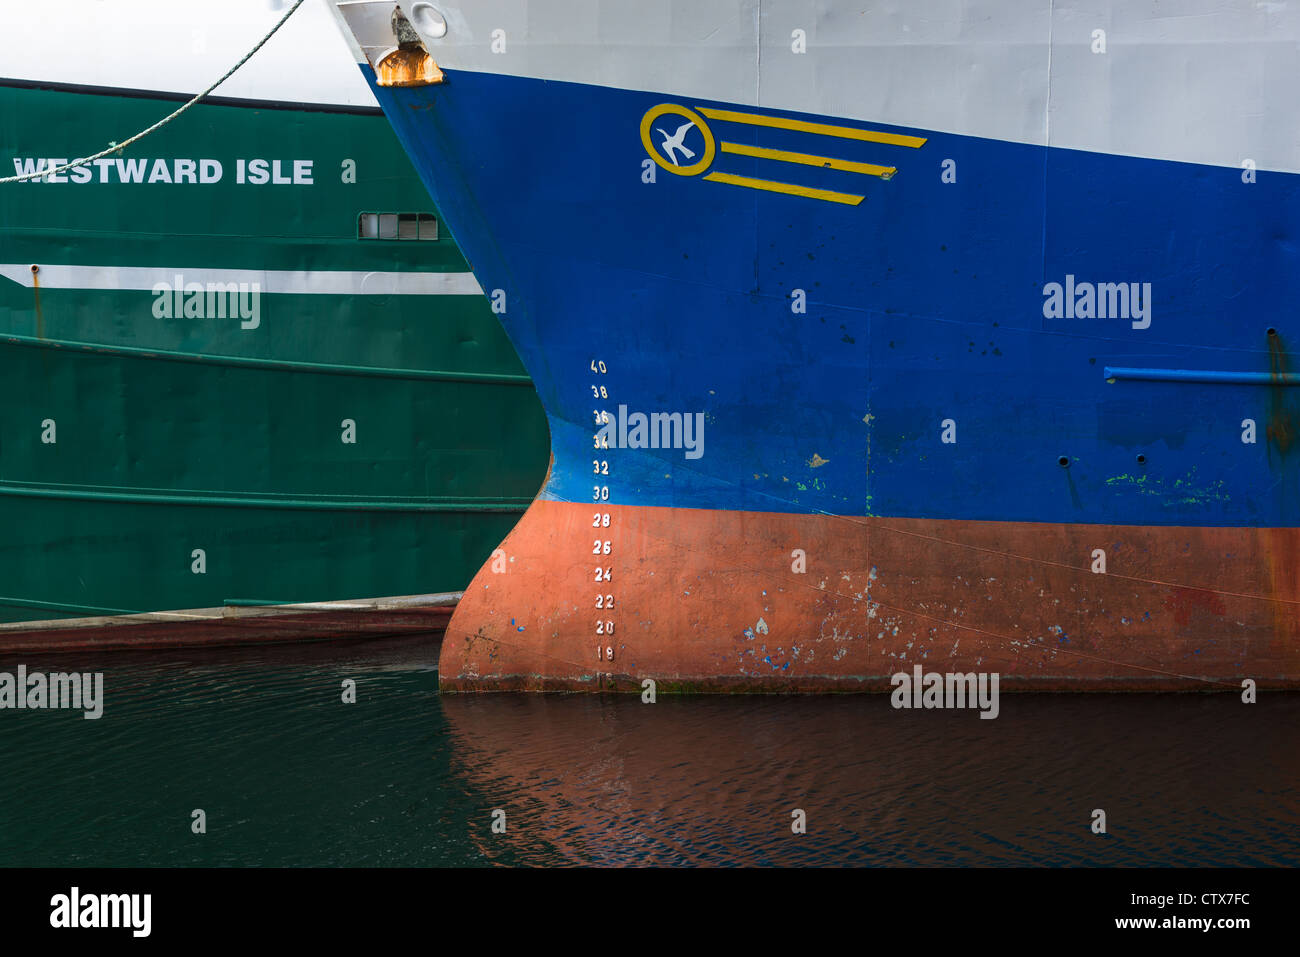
[{"xmin": 0, "ymin": 0, "xmax": 308, "ymax": 184}]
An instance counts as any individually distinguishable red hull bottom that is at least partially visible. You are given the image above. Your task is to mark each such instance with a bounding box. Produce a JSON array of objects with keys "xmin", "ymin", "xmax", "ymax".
[
  {"xmin": 0, "ymin": 594, "xmax": 457, "ymax": 655},
  {"xmin": 441, "ymin": 501, "xmax": 1300, "ymax": 691}
]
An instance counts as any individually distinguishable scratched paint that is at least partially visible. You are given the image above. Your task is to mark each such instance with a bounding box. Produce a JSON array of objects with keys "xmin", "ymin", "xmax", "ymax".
[{"xmin": 440, "ymin": 500, "xmax": 1297, "ymax": 692}]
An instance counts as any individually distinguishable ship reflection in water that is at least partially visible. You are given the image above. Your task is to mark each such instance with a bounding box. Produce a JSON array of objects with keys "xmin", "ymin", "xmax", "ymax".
[
  {"xmin": 0, "ymin": 635, "xmax": 1295, "ymax": 867},
  {"xmin": 443, "ymin": 689, "xmax": 1300, "ymax": 867}
]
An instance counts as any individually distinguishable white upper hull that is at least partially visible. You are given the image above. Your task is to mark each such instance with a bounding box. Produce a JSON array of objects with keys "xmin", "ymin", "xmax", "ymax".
[{"xmin": 335, "ymin": 0, "xmax": 1300, "ymax": 172}]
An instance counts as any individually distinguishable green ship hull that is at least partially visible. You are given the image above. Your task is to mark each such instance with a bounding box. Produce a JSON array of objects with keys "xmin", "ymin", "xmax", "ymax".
[{"xmin": 0, "ymin": 80, "xmax": 547, "ymax": 637}]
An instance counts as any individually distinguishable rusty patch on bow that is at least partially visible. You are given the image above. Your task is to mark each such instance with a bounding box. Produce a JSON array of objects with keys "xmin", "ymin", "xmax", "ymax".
[
  {"xmin": 376, "ymin": 6, "xmax": 444, "ymax": 86},
  {"xmin": 376, "ymin": 47, "xmax": 444, "ymax": 87},
  {"xmin": 1266, "ymin": 329, "xmax": 1295, "ymax": 454}
]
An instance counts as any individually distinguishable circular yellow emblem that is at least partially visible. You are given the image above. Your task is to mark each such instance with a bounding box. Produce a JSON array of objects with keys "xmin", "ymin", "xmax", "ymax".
[{"xmin": 640, "ymin": 104, "xmax": 715, "ymax": 176}]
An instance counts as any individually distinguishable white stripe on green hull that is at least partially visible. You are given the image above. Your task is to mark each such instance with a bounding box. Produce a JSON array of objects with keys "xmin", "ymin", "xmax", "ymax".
[{"xmin": 0, "ymin": 264, "xmax": 483, "ymax": 296}]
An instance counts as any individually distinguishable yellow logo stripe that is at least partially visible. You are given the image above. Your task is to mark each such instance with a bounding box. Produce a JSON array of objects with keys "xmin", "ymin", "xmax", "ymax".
[
  {"xmin": 703, "ymin": 172, "xmax": 865, "ymax": 205},
  {"xmin": 698, "ymin": 107, "xmax": 927, "ymax": 149},
  {"xmin": 719, "ymin": 141, "xmax": 898, "ymax": 179}
]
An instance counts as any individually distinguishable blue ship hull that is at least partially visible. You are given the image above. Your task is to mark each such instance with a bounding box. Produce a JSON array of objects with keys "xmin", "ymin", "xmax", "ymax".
[
  {"xmin": 381, "ymin": 70, "xmax": 1300, "ymax": 528},
  {"xmin": 329, "ymin": 0, "xmax": 1300, "ymax": 689}
]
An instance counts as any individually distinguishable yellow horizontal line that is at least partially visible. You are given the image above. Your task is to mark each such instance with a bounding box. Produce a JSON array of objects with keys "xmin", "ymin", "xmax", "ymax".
[
  {"xmin": 720, "ymin": 141, "xmax": 897, "ymax": 179},
  {"xmin": 699, "ymin": 107, "xmax": 927, "ymax": 149},
  {"xmin": 703, "ymin": 172, "xmax": 864, "ymax": 205}
]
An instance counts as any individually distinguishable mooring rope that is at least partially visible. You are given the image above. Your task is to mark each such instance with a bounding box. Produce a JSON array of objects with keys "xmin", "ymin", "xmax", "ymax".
[{"xmin": 0, "ymin": 0, "xmax": 308, "ymax": 184}]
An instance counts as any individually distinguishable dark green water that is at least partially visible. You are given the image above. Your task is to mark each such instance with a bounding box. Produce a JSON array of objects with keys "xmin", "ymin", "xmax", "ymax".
[{"xmin": 1, "ymin": 635, "xmax": 1297, "ymax": 867}]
